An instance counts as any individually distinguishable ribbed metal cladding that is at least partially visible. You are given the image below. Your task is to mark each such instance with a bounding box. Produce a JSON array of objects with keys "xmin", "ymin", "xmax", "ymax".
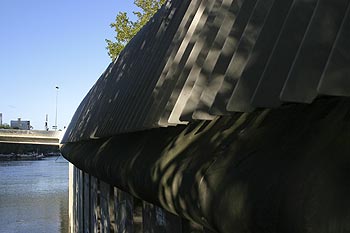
[{"xmin": 63, "ymin": 0, "xmax": 350, "ymax": 143}]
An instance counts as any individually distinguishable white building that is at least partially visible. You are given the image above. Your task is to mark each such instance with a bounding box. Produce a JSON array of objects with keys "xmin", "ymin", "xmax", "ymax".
[{"xmin": 10, "ymin": 118, "xmax": 31, "ymax": 130}]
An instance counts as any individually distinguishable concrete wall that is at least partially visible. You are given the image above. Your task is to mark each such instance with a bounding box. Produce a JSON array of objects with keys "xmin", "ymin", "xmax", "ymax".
[
  {"xmin": 0, "ymin": 129, "xmax": 62, "ymax": 138},
  {"xmin": 0, "ymin": 129, "xmax": 63, "ymax": 145},
  {"xmin": 70, "ymin": 165, "xmax": 214, "ymax": 233}
]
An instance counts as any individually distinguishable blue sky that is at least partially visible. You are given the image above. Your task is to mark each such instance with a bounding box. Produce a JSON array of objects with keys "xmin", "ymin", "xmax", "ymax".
[{"xmin": 0, "ymin": 0, "xmax": 137, "ymax": 130}]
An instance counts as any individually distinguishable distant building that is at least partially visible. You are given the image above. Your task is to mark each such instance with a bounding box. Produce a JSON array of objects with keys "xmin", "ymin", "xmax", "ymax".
[
  {"xmin": 10, "ymin": 118, "xmax": 31, "ymax": 130},
  {"xmin": 0, "ymin": 113, "xmax": 2, "ymax": 125}
]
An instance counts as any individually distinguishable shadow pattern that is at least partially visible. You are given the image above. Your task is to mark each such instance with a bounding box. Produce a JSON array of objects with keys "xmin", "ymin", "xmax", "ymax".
[{"xmin": 62, "ymin": 97, "xmax": 350, "ymax": 233}]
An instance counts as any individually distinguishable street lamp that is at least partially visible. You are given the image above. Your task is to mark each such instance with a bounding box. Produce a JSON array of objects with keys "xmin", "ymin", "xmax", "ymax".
[{"xmin": 54, "ymin": 86, "xmax": 59, "ymax": 130}]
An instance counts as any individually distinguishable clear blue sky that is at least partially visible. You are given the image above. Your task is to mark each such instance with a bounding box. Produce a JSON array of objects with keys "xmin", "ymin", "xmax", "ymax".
[{"xmin": 0, "ymin": 0, "xmax": 137, "ymax": 130}]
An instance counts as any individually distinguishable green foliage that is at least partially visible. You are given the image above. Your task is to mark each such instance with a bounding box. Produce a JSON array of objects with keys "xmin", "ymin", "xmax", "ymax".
[
  {"xmin": 0, "ymin": 124, "xmax": 11, "ymax": 129},
  {"xmin": 106, "ymin": 0, "xmax": 166, "ymax": 60}
]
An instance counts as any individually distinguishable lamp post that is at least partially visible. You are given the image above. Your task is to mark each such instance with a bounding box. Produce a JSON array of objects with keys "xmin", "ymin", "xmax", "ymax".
[{"xmin": 54, "ymin": 86, "xmax": 59, "ymax": 131}]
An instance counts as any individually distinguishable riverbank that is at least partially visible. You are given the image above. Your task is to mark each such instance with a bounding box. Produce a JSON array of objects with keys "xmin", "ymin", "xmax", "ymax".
[{"xmin": 0, "ymin": 152, "xmax": 61, "ymax": 161}]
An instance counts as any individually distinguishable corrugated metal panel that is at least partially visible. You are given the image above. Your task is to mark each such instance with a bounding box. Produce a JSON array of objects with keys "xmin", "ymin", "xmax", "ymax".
[
  {"xmin": 251, "ymin": 0, "xmax": 319, "ymax": 108},
  {"xmin": 207, "ymin": 0, "xmax": 274, "ymax": 116},
  {"xmin": 280, "ymin": 0, "xmax": 349, "ymax": 103},
  {"xmin": 64, "ymin": 0, "xmax": 192, "ymax": 142},
  {"xmin": 317, "ymin": 4, "xmax": 350, "ymax": 96},
  {"xmin": 143, "ymin": 0, "xmax": 203, "ymax": 127},
  {"xmin": 158, "ymin": 0, "xmax": 221, "ymax": 125},
  {"xmin": 63, "ymin": 0, "xmax": 350, "ymax": 143},
  {"xmin": 183, "ymin": 0, "xmax": 260, "ymax": 121},
  {"xmin": 166, "ymin": 0, "xmax": 243, "ymax": 124},
  {"xmin": 227, "ymin": 0, "xmax": 295, "ymax": 112}
]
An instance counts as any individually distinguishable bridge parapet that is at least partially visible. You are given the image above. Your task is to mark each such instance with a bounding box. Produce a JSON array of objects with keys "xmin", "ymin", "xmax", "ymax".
[{"xmin": 0, "ymin": 129, "xmax": 64, "ymax": 145}]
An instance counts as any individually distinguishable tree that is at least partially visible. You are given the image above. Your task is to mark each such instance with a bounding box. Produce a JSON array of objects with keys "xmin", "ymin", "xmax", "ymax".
[
  {"xmin": 106, "ymin": 0, "xmax": 166, "ymax": 60},
  {"xmin": 0, "ymin": 124, "xmax": 11, "ymax": 129}
]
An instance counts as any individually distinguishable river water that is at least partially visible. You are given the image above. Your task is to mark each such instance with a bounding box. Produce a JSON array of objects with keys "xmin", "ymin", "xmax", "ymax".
[{"xmin": 0, "ymin": 156, "xmax": 69, "ymax": 233}]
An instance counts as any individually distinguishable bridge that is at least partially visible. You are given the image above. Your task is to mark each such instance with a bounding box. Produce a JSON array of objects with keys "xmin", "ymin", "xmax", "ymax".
[{"xmin": 0, "ymin": 129, "xmax": 63, "ymax": 146}]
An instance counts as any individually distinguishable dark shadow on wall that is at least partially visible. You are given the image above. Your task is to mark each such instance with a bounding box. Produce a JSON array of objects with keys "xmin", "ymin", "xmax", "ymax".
[{"xmin": 62, "ymin": 97, "xmax": 350, "ymax": 233}]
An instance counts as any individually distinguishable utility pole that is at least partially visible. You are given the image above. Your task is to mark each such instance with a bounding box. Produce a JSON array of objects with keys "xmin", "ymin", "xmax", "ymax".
[
  {"xmin": 45, "ymin": 114, "xmax": 49, "ymax": 131},
  {"xmin": 54, "ymin": 86, "xmax": 59, "ymax": 131}
]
